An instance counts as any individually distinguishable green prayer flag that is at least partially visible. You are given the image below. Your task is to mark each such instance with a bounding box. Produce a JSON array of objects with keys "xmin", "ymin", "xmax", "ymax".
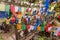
[
  {"xmin": 5, "ymin": 4, "xmax": 10, "ymax": 15},
  {"xmin": 24, "ymin": 7, "xmax": 26, "ymax": 12},
  {"xmin": 44, "ymin": 21, "xmax": 46, "ymax": 25},
  {"xmin": 41, "ymin": 27, "xmax": 44, "ymax": 31},
  {"xmin": 41, "ymin": 21, "xmax": 44, "ymax": 27},
  {"xmin": 41, "ymin": 21, "xmax": 46, "ymax": 31},
  {"xmin": 5, "ymin": 5, "xmax": 10, "ymax": 12},
  {"xmin": 22, "ymin": 24, "xmax": 26, "ymax": 30}
]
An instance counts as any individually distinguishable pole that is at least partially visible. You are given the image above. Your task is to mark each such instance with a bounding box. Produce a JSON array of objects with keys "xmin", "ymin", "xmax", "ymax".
[{"xmin": 14, "ymin": 24, "xmax": 19, "ymax": 40}]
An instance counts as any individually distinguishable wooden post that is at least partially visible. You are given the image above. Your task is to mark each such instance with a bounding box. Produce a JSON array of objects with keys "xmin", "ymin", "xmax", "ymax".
[
  {"xmin": 14, "ymin": 24, "xmax": 19, "ymax": 40},
  {"xmin": 51, "ymin": 31, "xmax": 52, "ymax": 40}
]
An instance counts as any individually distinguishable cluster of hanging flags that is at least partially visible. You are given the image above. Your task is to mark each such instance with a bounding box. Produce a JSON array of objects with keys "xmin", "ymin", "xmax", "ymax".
[{"xmin": 0, "ymin": 0, "xmax": 60, "ymax": 36}]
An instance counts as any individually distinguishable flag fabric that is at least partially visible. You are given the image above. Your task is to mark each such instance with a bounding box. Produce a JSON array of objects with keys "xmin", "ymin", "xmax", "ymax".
[
  {"xmin": 41, "ymin": 21, "xmax": 46, "ymax": 31},
  {"xmin": 10, "ymin": 5, "xmax": 15, "ymax": 13},
  {"xmin": 22, "ymin": 24, "xmax": 26, "ymax": 30},
  {"xmin": 58, "ymin": 15, "xmax": 60, "ymax": 19},
  {"xmin": 15, "ymin": 6, "xmax": 19, "ymax": 12},
  {"xmin": 5, "ymin": 4, "xmax": 10, "ymax": 12},
  {"xmin": 58, "ymin": 31, "xmax": 60, "ymax": 36},
  {"xmin": 26, "ymin": 7, "xmax": 29, "ymax": 12},
  {"xmin": 45, "ymin": 24, "xmax": 52, "ymax": 32},
  {"xmin": 24, "ymin": 7, "xmax": 26, "ymax": 12},
  {"xmin": 18, "ymin": 19, "xmax": 21, "ymax": 23},
  {"xmin": 5, "ymin": 4, "xmax": 10, "ymax": 15},
  {"xmin": 18, "ymin": 12, "xmax": 22, "ymax": 18},
  {"xmin": 18, "ymin": 6, "xmax": 21, "ymax": 12},
  {"xmin": 10, "ymin": 17, "xmax": 15, "ymax": 23},
  {"xmin": 17, "ymin": 23, "xmax": 22, "ymax": 30},
  {"xmin": 37, "ymin": 26, "xmax": 41, "ymax": 31},
  {"xmin": 54, "ymin": 27, "xmax": 60, "ymax": 36},
  {"xmin": 21, "ymin": 7, "xmax": 25, "ymax": 15},
  {"xmin": 0, "ymin": 3, "xmax": 5, "ymax": 11},
  {"xmin": 30, "ymin": 25, "xmax": 34, "ymax": 30},
  {"xmin": 0, "ymin": 11, "xmax": 8, "ymax": 18},
  {"xmin": 26, "ymin": 24, "xmax": 30, "ymax": 30}
]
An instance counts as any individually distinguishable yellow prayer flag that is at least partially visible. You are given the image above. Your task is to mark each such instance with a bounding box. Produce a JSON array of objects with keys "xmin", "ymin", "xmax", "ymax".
[
  {"xmin": 0, "ymin": 3, "xmax": 5, "ymax": 11},
  {"xmin": 37, "ymin": 26, "xmax": 41, "ymax": 31},
  {"xmin": 17, "ymin": 23, "xmax": 22, "ymax": 30}
]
